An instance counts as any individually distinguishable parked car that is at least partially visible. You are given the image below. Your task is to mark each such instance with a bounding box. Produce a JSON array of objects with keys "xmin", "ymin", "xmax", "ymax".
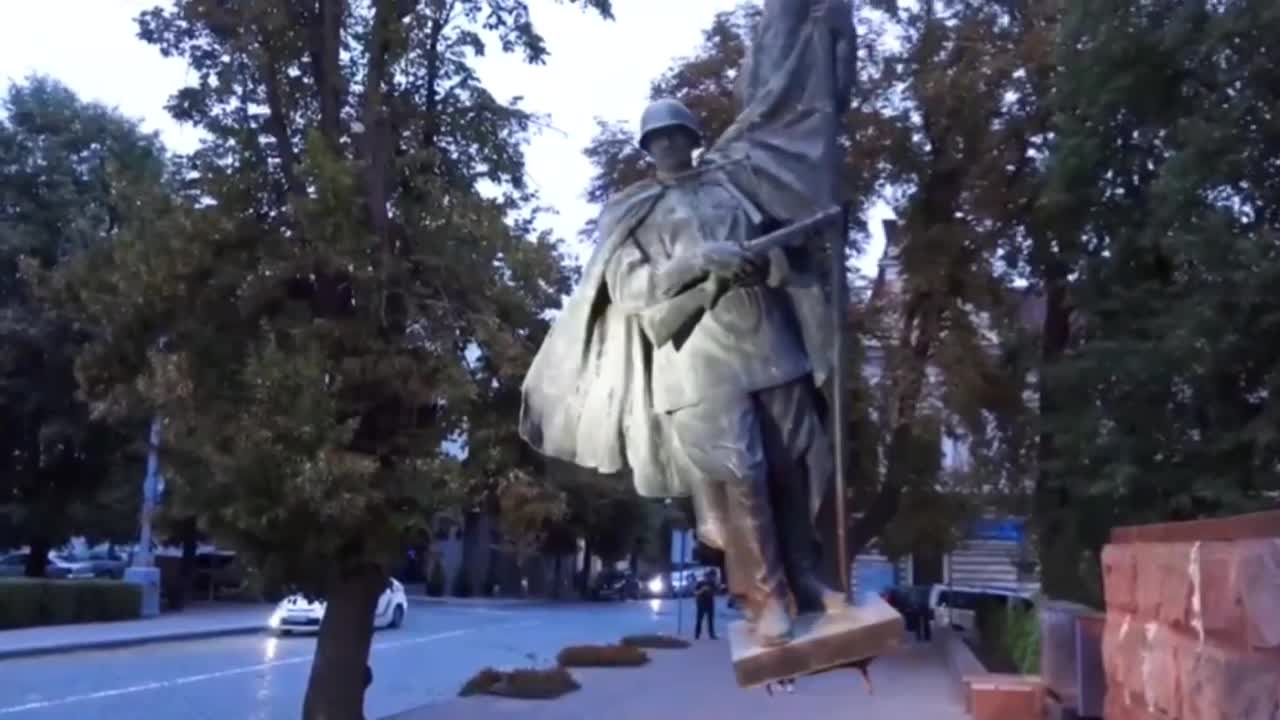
[
  {"xmin": 54, "ymin": 548, "xmax": 128, "ymax": 579},
  {"xmin": 86, "ymin": 548, "xmax": 129, "ymax": 578},
  {"xmin": 268, "ymin": 578, "xmax": 408, "ymax": 635},
  {"xmin": 0, "ymin": 551, "xmax": 82, "ymax": 579},
  {"xmin": 932, "ymin": 585, "xmax": 1034, "ymax": 640},
  {"xmin": 881, "ymin": 583, "xmax": 1035, "ymax": 641},
  {"xmin": 590, "ymin": 569, "xmax": 640, "ymax": 601}
]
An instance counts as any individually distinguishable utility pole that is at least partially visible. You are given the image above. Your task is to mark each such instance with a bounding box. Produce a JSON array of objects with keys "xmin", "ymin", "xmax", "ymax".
[
  {"xmin": 677, "ymin": 528, "xmax": 687, "ymax": 636},
  {"xmin": 123, "ymin": 416, "xmax": 163, "ymax": 617}
]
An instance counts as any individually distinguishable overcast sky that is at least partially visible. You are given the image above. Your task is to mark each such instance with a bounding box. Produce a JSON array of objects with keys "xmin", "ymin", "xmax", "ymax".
[{"xmin": 0, "ymin": 0, "xmax": 886, "ymax": 277}]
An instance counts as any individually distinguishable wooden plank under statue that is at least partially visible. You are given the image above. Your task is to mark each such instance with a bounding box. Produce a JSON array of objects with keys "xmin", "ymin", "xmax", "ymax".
[{"xmin": 728, "ymin": 596, "xmax": 904, "ymax": 689}]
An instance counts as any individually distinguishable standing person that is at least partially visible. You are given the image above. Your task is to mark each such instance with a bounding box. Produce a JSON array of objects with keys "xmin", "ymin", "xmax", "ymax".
[
  {"xmin": 910, "ymin": 586, "xmax": 933, "ymax": 642},
  {"xmin": 919, "ymin": 590, "xmax": 934, "ymax": 642},
  {"xmin": 694, "ymin": 571, "xmax": 718, "ymax": 639}
]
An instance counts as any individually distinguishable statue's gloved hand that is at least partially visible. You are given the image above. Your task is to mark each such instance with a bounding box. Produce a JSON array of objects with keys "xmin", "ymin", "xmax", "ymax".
[
  {"xmin": 699, "ymin": 241, "xmax": 755, "ymax": 279},
  {"xmin": 765, "ymin": 247, "xmax": 793, "ymax": 288}
]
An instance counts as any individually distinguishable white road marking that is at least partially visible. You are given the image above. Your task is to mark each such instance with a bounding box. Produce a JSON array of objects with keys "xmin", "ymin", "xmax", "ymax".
[{"xmin": 0, "ymin": 620, "xmax": 541, "ymax": 715}]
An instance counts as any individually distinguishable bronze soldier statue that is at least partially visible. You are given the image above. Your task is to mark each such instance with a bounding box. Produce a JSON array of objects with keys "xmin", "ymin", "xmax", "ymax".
[{"xmin": 520, "ymin": 0, "xmax": 856, "ymax": 647}]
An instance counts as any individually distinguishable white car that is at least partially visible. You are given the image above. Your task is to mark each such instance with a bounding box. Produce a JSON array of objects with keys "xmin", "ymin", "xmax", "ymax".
[
  {"xmin": 269, "ymin": 578, "xmax": 408, "ymax": 634},
  {"xmin": 0, "ymin": 551, "xmax": 88, "ymax": 579}
]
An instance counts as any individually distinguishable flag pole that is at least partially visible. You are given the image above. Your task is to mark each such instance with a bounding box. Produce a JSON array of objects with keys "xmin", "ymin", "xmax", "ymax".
[{"xmin": 829, "ymin": 0, "xmax": 856, "ymax": 601}]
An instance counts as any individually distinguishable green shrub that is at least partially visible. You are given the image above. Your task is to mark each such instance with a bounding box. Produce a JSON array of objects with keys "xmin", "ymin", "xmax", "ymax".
[
  {"xmin": 0, "ymin": 580, "xmax": 45, "ymax": 628},
  {"xmin": 973, "ymin": 598, "xmax": 1016, "ymax": 674},
  {"xmin": 458, "ymin": 666, "xmax": 580, "ymax": 700},
  {"xmin": 426, "ymin": 562, "xmax": 446, "ymax": 597},
  {"xmin": 620, "ymin": 633, "xmax": 690, "ymax": 649},
  {"xmin": 0, "ymin": 579, "xmax": 141, "ymax": 629},
  {"xmin": 971, "ymin": 597, "xmax": 1041, "ymax": 676},
  {"xmin": 556, "ymin": 643, "xmax": 649, "ymax": 667},
  {"xmin": 1003, "ymin": 601, "xmax": 1041, "ymax": 675}
]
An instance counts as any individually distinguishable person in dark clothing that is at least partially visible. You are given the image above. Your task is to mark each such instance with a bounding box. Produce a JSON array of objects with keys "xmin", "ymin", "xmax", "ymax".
[
  {"xmin": 910, "ymin": 586, "xmax": 933, "ymax": 642},
  {"xmin": 694, "ymin": 571, "xmax": 718, "ymax": 639}
]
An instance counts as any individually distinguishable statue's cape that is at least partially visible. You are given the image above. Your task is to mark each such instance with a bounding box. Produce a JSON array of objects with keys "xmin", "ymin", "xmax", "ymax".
[{"xmin": 519, "ymin": 3, "xmax": 850, "ymax": 499}]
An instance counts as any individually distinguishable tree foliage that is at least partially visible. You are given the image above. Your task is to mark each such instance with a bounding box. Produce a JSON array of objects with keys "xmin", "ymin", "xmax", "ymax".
[
  {"xmin": 47, "ymin": 0, "xmax": 610, "ymax": 716},
  {"xmin": 494, "ymin": 467, "xmax": 567, "ymax": 562},
  {"xmin": 1032, "ymin": 0, "xmax": 1280, "ymax": 600},
  {"xmin": 0, "ymin": 77, "xmax": 163, "ymax": 569}
]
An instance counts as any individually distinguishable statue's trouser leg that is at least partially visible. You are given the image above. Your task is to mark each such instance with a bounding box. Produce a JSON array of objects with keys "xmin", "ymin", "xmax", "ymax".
[
  {"xmin": 688, "ymin": 479, "xmax": 750, "ymax": 601},
  {"xmin": 670, "ymin": 393, "xmax": 793, "ymax": 643},
  {"xmin": 755, "ymin": 379, "xmax": 847, "ymax": 614}
]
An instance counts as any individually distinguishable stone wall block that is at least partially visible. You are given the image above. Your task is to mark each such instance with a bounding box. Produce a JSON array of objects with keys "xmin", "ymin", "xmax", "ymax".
[
  {"xmin": 1179, "ymin": 639, "xmax": 1280, "ymax": 720},
  {"xmin": 1104, "ymin": 542, "xmax": 1139, "ymax": 614},
  {"xmin": 1236, "ymin": 539, "xmax": 1280, "ymax": 651}
]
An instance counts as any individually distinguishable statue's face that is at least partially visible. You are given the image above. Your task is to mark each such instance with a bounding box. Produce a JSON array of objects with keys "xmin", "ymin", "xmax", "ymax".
[{"xmin": 645, "ymin": 127, "xmax": 696, "ymax": 175}]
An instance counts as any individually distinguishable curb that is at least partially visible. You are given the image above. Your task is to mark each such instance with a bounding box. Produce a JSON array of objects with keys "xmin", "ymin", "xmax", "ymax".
[
  {"xmin": 938, "ymin": 626, "xmax": 986, "ymax": 702},
  {"xmin": 0, "ymin": 623, "xmax": 267, "ymax": 661}
]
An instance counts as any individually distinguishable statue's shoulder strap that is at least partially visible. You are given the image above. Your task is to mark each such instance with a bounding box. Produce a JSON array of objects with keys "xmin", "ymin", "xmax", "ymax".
[{"xmin": 616, "ymin": 186, "xmax": 667, "ymax": 262}]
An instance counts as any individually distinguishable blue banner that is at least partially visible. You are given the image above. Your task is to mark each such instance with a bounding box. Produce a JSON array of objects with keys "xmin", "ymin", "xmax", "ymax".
[{"xmin": 970, "ymin": 518, "xmax": 1024, "ymax": 542}]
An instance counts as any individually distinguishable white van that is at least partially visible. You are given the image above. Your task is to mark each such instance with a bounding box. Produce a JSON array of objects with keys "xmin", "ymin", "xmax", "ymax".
[{"xmin": 931, "ymin": 584, "xmax": 1036, "ymax": 640}]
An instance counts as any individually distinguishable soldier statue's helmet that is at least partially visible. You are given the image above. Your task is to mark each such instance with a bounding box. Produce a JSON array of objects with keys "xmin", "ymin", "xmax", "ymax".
[{"xmin": 638, "ymin": 98, "xmax": 704, "ymax": 152}]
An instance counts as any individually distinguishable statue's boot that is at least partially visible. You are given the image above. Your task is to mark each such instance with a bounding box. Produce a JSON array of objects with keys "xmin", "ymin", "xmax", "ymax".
[
  {"xmin": 777, "ymin": 471, "xmax": 848, "ymax": 616},
  {"xmin": 725, "ymin": 471, "xmax": 793, "ymax": 646},
  {"xmin": 789, "ymin": 555, "xmax": 849, "ymax": 615}
]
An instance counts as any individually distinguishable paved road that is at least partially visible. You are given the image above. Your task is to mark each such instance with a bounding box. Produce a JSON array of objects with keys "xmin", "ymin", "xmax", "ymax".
[{"xmin": 0, "ymin": 599, "xmax": 690, "ymax": 720}]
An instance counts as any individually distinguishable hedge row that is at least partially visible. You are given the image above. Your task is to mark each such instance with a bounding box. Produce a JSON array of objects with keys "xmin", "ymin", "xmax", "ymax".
[{"xmin": 0, "ymin": 578, "xmax": 142, "ymax": 629}]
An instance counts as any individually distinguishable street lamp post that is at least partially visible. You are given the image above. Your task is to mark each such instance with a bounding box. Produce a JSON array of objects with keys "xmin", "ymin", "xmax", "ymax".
[
  {"xmin": 123, "ymin": 416, "xmax": 163, "ymax": 617},
  {"xmin": 663, "ymin": 498, "xmax": 687, "ymax": 636},
  {"xmin": 676, "ymin": 528, "xmax": 687, "ymax": 636}
]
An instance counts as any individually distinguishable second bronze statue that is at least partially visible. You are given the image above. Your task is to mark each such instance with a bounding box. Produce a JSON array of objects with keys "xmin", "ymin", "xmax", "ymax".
[{"xmin": 518, "ymin": 0, "xmax": 859, "ymax": 649}]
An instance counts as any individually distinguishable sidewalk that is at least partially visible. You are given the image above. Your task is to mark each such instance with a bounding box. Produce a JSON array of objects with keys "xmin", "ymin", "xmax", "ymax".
[
  {"xmin": 0, "ymin": 602, "xmax": 271, "ymax": 660},
  {"xmin": 408, "ymin": 595, "xmax": 569, "ymax": 607},
  {"xmin": 386, "ymin": 635, "xmax": 969, "ymax": 720},
  {"xmin": 403, "ymin": 586, "xmax": 591, "ymax": 608}
]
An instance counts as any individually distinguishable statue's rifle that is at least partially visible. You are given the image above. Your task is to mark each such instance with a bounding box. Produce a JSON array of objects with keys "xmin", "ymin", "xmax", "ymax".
[{"xmin": 637, "ymin": 205, "xmax": 843, "ymax": 349}]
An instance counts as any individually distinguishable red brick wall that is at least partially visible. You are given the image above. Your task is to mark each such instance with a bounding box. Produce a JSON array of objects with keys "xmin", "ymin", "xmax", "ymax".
[{"xmin": 1099, "ymin": 510, "xmax": 1280, "ymax": 720}]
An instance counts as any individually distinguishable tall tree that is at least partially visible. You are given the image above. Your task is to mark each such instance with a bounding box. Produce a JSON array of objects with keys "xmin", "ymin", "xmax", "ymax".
[
  {"xmin": 54, "ymin": 1, "xmax": 608, "ymax": 716},
  {"xmin": 847, "ymin": 0, "xmax": 1059, "ymax": 561},
  {"xmin": 0, "ymin": 77, "xmax": 163, "ymax": 572},
  {"xmin": 1039, "ymin": 0, "xmax": 1280, "ymax": 601}
]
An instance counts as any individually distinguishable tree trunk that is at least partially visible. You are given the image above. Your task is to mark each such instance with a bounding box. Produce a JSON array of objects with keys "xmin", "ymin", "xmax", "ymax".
[
  {"xmin": 459, "ymin": 512, "xmax": 479, "ymax": 597},
  {"xmin": 24, "ymin": 537, "xmax": 51, "ymax": 578},
  {"xmin": 173, "ymin": 517, "xmax": 199, "ymax": 611},
  {"xmin": 846, "ymin": 294, "xmax": 941, "ymax": 561},
  {"xmin": 578, "ymin": 536, "xmax": 593, "ymax": 597},
  {"xmin": 847, "ymin": 423, "xmax": 913, "ymax": 560},
  {"xmin": 1035, "ymin": 275, "xmax": 1075, "ymax": 598},
  {"xmin": 301, "ymin": 567, "xmax": 384, "ymax": 720},
  {"xmin": 551, "ymin": 554, "xmax": 562, "ymax": 599}
]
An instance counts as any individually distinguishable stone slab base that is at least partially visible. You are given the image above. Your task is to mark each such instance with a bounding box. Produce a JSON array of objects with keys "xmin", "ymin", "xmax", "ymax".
[{"xmin": 727, "ymin": 596, "xmax": 903, "ymax": 688}]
